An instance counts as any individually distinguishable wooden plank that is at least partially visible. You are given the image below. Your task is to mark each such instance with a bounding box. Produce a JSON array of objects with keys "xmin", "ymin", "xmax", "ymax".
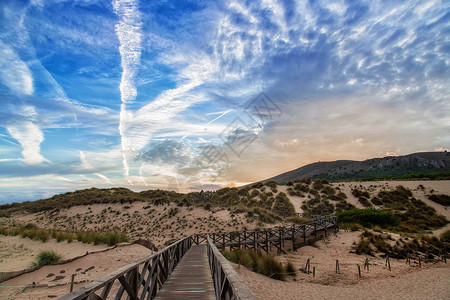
[{"xmin": 154, "ymin": 245, "xmax": 215, "ymax": 300}]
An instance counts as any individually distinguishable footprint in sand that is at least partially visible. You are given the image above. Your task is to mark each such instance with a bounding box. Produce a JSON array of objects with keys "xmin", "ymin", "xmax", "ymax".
[{"xmin": 52, "ymin": 275, "xmax": 65, "ymax": 281}]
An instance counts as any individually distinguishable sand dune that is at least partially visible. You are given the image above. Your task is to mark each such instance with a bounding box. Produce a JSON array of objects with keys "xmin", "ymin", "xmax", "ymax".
[{"xmin": 0, "ymin": 180, "xmax": 449, "ymax": 299}]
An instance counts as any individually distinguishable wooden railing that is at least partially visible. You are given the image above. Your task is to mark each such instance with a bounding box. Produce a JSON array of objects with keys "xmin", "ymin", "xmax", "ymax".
[
  {"xmin": 207, "ymin": 236, "xmax": 257, "ymax": 300},
  {"xmin": 193, "ymin": 215, "xmax": 337, "ymax": 253},
  {"xmin": 58, "ymin": 237, "xmax": 192, "ymax": 300}
]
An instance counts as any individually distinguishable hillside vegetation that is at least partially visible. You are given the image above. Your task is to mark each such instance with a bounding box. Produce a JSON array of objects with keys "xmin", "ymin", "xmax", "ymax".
[{"xmin": 1, "ymin": 177, "xmax": 449, "ymax": 249}]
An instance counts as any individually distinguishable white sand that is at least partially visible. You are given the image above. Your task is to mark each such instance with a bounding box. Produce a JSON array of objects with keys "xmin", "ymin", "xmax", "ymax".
[
  {"xmin": 0, "ymin": 244, "xmax": 153, "ymax": 300},
  {"xmin": 235, "ymin": 230, "xmax": 450, "ymax": 300}
]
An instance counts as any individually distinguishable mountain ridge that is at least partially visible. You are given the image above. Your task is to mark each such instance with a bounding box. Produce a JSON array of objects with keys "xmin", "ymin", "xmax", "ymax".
[{"xmin": 266, "ymin": 151, "xmax": 450, "ymax": 183}]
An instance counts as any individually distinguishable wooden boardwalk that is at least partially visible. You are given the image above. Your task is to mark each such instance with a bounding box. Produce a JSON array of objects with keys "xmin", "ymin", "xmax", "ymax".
[{"xmin": 155, "ymin": 244, "xmax": 215, "ymax": 300}]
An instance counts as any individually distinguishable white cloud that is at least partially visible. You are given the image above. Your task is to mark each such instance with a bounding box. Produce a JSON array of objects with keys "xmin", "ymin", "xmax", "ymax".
[
  {"xmin": 7, "ymin": 121, "xmax": 46, "ymax": 164},
  {"xmin": 79, "ymin": 150, "xmax": 91, "ymax": 170},
  {"xmin": 0, "ymin": 41, "xmax": 33, "ymax": 95}
]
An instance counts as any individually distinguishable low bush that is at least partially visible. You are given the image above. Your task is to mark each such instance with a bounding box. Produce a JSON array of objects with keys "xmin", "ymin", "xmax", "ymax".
[
  {"xmin": 285, "ymin": 261, "xmax": 296, "ymax": 276},
  {"xmin": 273, "ymin": 192, "xmax": 295, "ymax": 214},
  {"xmin": 428, "ymin": 194, "xmax": 450, "ymax": 206},
  {"xmin": 258, "ymin": 255, "xmax": 286, "ymax": 280},
  {"xmin": 355, "ymin": 237, "xmax": 372, "ymax": 255},
  {"xmin": 441, "ymin": 230, "xmax": 450, "ymax": 242},
  {"xmin": 31, "ymin": 250, "xmax": 62, "ymax": 267},
  {"xmin": 336, "ymin": 209, "xmax": 399, "ymax": 228},
  {"xmin": 222, "ymin": 249, "xmax": 286, "ymax": 280}
]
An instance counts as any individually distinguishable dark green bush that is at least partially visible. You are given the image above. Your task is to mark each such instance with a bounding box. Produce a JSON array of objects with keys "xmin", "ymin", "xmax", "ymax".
[
  {"xmin": 285, "ymin": 261, "xmax": 296, "ymax": 276},
  {"xmin": 336, "ymin": 209, "xmax": 399, "ymax": 228},
  {"xmin": 265, "ymin": 181, "xmax": 278, "ymax": 189},
  {"xmin": 355, "ymin": 238, "xmax": 372, "ymax": 255},
  {"xmin": 312, "ymin": 181, "xmax": 324, "ymax": 191},
  {"xmin": 322, "ymin": 186, "xmax": 336, "ymax": 196},
  {"xmin": 258, "ymin": 255, "xmax": 286, "ymax": 280},
  {"xmin": 440, "ymin": 230, "xmax": 450, "ymax": 242},
  {"xmin": 273, "ymin": 192, "xmax": 295, "ymax": 214},
  {"xmin": 428, "ymin": 194, "xmax": 450, "ymax": 206},
  {"xmin": 221, "ymin": 249, "xmax": 285, "ymax": 280}
]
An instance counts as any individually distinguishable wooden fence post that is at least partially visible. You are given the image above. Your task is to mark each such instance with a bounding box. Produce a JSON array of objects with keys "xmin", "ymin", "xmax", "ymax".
[{"xmin": 70, "ymin": 274, "xmax": 75, "ymax": 292}]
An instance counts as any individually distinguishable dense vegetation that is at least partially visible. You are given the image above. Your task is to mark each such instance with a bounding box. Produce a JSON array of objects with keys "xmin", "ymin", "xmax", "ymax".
[
  {"xmin": 336, "ymin": 209, "xmax": 399, "ymax": 228},
  {"xmin": 293, "ymin": 179, "xmax": 355, "ymax": 215},
  {"xmin": 0, "ymin": 177, "xmax": 448, "ymax": 237},
  {"xmin": 0, "ymin": 223, "xmax": 129, "ymax": 246},
  {"xmin": 337, "ymin": 185, "xmax": 448, "ymax": 233},
  {"xmin": 355, "ymin": 230, "xmax": 449, "ymax": 259},
  {"xmin": 428, "ymin": 194, "xmax": 450, "ymax": 206}
]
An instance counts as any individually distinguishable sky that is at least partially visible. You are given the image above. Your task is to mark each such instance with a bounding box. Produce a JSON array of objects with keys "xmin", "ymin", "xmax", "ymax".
[{"xmin": 0, "ymin": 0, "xmax": 449, "ymax": 204}]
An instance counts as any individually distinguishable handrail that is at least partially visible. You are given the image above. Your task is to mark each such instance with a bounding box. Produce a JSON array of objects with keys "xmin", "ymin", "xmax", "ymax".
[
  {"xmin": 193, "ymin": 215, "xmax": 338, "ymax": 253},
  {"xmin": 58, "ymin": 237, "xmax": 192, "ymax": 300},
  {"xmin": 207, "ymin": 236, "xmax": 258, "ymax": 300}
]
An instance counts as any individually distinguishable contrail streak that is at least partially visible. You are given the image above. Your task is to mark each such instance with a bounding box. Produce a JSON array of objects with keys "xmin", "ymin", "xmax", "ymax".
[{"xmin": 113, "ymin": 0, "xmax": 142, "ymax": 179}]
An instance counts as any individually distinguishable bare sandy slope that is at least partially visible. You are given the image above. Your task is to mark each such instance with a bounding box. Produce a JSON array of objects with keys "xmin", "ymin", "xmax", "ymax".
[
  {"xmin": 0, "ymin": 235, "xmax": 111, "ymax": 272},
  {"xmin": 234, "ymin": 230, "xmax": 450, "ymax": 300},
  {"xmin": 10, "ymin": 202, "xmax": 265, "ymax": 248},
  {"xmin": 0, "ymin": 244, "xmax": 153, "ymax": 300}
]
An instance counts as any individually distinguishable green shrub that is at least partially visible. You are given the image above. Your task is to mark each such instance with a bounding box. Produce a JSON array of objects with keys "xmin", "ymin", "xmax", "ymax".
[
  {"xmin": 273, "ymin": 192, "xmax": 295, "ymax": 214},
  {"xmin": 358, "ymin": 197, "xmax": 372, "ymax": 208},
  {"xmin": 285, "ymin": 261, "xmax": 296, "ymax": 276},
  {"xmin": 322, "ymin": 186, "xmax": 336, "ymax": 196},
  {"xmin": 428, "ymin": 194, "xmax": 450, "ymax": 206},
  {"xmin": 258, "ymin": 255, "xmax": 286, "ymax": 280},
  {"xmin": 440, "ymin": 230, "xmax": 450, "ymax": 242},
  {"xmin": 221, "ymin": 249, "xmax": 285, "ymax": 280},
  {"xmin": 336, "ymin": 209, "xmax": 399, "ymax": 228},
  {"xmin": 335, "ymin": 200, "xmax": 355, "ymax": 212},
  {"xmin": 24, "ymin": 223, "xmax": 38, "ymax": 230},
  {"xmin": 249, "ymin": 207, "xmax": 281, "ymax": 224},
  {"xmin": 37, "ymin": 230, "xmax": 50, "ymax": 242},
  {"xmin": 294, "ymin": 184, "xmax": 309, "ymax": 193},
  {"xmin": 312, "ymin": 181, "xmax": 324, "ymax": 191},
  {"xmin": 355, "ymin": 238, "xmax": 372, "ymax": 255},
  {"xmin": 31, "ymin": 250, "xmax": 62, "ymax": 267},
  {"xmin": 265, "ymin": 181, "xmax": 278, "ymax": 189}
]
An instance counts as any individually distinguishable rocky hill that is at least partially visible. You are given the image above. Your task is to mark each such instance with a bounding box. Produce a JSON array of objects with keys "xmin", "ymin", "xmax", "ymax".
[{"xmin": 267, "ymin": 152, "xmax": 450, "ymax": 183}]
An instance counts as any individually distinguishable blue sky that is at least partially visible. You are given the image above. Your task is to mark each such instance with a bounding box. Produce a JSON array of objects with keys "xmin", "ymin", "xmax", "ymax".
[{"xmin": 0, "ymin": 0, "xmax": 449, "ymax": 204}]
